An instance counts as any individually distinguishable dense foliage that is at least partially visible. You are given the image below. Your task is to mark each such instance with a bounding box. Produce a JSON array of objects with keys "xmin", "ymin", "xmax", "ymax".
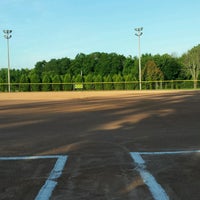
[{"xmin": 0, "ymin": 45, "xmax": 200, "ymax": 91}]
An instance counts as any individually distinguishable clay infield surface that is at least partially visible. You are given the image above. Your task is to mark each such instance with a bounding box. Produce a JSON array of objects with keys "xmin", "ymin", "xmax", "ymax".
[{"xmin": 0, "ymin": 90, "xmax": 200, "ymax": 200}]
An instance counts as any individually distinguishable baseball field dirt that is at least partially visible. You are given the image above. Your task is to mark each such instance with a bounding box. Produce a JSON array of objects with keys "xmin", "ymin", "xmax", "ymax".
[{"xmin": 0, "ymin": 90, "xmax": 200, "ymax": 200}]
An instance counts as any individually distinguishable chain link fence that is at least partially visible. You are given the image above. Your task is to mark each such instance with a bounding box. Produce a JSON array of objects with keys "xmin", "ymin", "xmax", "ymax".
[{"xmin": 0, "ymin": 80, "xmax": 200, "ymax": 92}]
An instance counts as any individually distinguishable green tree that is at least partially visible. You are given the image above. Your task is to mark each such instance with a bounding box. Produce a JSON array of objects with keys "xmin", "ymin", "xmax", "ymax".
[
  {"xmin": 52, "ymin": 75, "xmax": 62, "ymax": 91},
  {"xmin": 42, "ymin": 73, "xmax": 52, "ymax": 91},
  {"xmin": 63, "ymin": 74, "xmax": 73, "ymax": 91},
  {"xmin": 0, "ymin": 68, "xmax": 7, "ymax": 92},
  {"xmin": 0, "ymin": 77, "xmax": 5, "ymax": 92},
  {"xmin": 142, "ymin": 60, "xmax": 164, "ymax": 81},
  {"xmin": 70, "ymin": 53, "xmax": 86, "ymax": 76},
  {"xmin": 181, "ymin": 44, "xmax": 200, "ymax": 88},
  {"xmin": 10, "ymin": 69, "xmax": 21, "ymax": 91},
  {"xmin": 124, "ymin": 74, "xmax": 137, "ymax": 90},
  {"xmin": 44, "ymin": 59, "xmax": 59, "ymax": 75},
  {"xmin": 110, "ymin": 53, "xmax": 125, "ymax": 75},
  {"xmin": 58, "ymin": 57, "xmax": 71, "ymax": 75},
  {"xmin": 74, "ymin": 74, "xmax": 83, "ymax": 82},
  {"xmin": 93, "ymin": 74, "xmax": 103, "ymax": 90},
  {"xmin": 94, "ymin": 53, "xmax": 111, "ymax": 76},
  {"xmin": 103, "ymin": 75, "xmax": 113, "ymax": 90},
  {"xmin": 84, "ymin": 73, "xmax": 94, "ymax": 90},
  {"xmin": 29, "ymin": 71, "xmax": 41, "ymax": 91},
  {"xmin": 35, "ymin": 60, "xmax": 46, "ymax": 77},
  {"xmin": 113, "ymin": 74, "xmax": 124, "ymax": 90},
  {"xmin": 19, "ymin": 74, "xmax": 30, "ymax": 91},
  {"xmin": 154, "ymin": 54, "xmax": 181, "ymax": 80},
  {"xmin": 93, "ymin": 53, "xmax": 125, "ymax": 77},
  {"xmin": 122, "ymin": 56, "xmax": 135, "ymax": 76},
  {"xmin": 142, "ymin": 60, "xmax": 164, "ymax": 89}
]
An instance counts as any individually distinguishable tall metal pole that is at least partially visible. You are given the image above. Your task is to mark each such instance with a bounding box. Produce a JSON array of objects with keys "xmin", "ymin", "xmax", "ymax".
[
  {"xmin": 3, "ymin": 30, "xmax": 12, "ymax": 92},
  {"xmin": 135, "ymin": 27, "xmax": 143, "ymax": 90}
]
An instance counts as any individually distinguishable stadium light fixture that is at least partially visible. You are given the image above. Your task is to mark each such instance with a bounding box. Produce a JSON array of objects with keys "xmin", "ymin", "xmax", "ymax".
[
  {"xmin": 3, "ymin": 30, "xmax": 12, "ymax": 92},
  {"xmin": 135, "ymin": 27, "xmax": 143, "ymax": 90}
]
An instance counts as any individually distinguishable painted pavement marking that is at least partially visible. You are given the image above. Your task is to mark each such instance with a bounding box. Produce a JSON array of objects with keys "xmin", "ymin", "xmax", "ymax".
[
  {"xmin": 130, "ymin": 152, "xmax": 169, "ymax": 200},
  {"xmin": 139, "ymin": 149, "xmax": 200, "ymax": 155},
  {"xmin": 1, "ymin": 150, "xmax": 200, "ymax": 200},
  {"xmin": 130, "ymin": 150, "xmax": 200, "ymax": 200},
  {"xmin": 0, "ymin": 155, "xmax": 68, "ymax": 200}
]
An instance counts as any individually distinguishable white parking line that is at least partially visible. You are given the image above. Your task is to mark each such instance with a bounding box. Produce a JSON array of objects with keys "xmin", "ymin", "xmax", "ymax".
[{"xmin": 0, "ymin": 155, "xmax": 68, "ymax": 200}]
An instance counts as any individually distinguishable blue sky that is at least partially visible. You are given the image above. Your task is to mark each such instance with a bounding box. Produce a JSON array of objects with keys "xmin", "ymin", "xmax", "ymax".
[{"xmin": 0, "ymin": 0, "xmax": 199, "ymax": 69}]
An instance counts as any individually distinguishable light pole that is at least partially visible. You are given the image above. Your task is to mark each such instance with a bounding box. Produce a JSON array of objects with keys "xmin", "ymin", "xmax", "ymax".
[
  {"xmin": 135, "ymin": 27, "xmax": 143, "ymax": 90},
  {"xmin": 3, "ymin": 30, "xmax": 12, "ymax": 92}
]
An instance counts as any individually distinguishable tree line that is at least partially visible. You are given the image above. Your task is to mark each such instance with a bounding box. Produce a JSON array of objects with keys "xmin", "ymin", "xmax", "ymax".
[{"xmin": 0, "ymin": 44, "xmax": 200, "ymax": 91}]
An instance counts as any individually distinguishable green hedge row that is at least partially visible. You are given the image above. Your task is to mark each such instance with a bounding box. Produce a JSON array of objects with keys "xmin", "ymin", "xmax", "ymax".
[{"xmin": 0, "ymin": 80, "xmax": 199, "ymax": 92}]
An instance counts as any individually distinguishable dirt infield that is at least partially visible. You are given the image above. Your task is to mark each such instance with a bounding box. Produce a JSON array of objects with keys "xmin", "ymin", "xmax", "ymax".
[{"xmin": 1, "ymin": 90, "xmax": 200, "ymax": 199}]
